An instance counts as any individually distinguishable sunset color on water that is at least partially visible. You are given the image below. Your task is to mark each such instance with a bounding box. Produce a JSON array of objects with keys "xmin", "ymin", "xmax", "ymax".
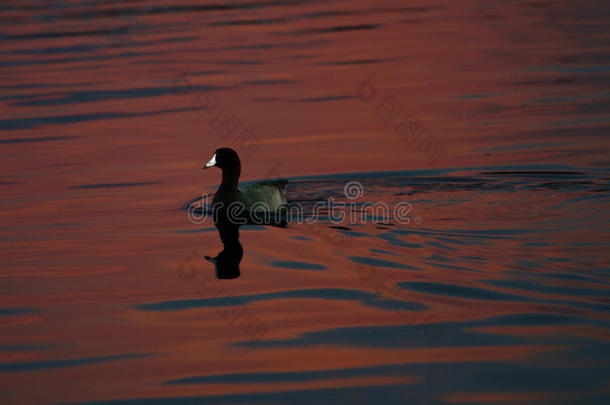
[{"xmin": 1, "ymin": 1, "xmax": 609, "ymax": 404}]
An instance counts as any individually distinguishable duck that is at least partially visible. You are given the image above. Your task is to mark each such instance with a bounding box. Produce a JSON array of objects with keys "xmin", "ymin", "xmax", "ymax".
[{"xmin": 203, "ymin": 148, "xmax": 287, "ymax": 214}]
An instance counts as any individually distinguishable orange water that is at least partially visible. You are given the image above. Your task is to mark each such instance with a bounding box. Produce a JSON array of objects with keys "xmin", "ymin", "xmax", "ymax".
[{"xmin": 1, "ymin": 1, "xmax": 610, "ymax": 404}]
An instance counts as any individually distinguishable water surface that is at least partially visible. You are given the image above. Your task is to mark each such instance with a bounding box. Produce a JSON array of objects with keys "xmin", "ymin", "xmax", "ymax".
[{"xmin": 1, "ymin": 0, "xmax": 610, "ymax": 404}]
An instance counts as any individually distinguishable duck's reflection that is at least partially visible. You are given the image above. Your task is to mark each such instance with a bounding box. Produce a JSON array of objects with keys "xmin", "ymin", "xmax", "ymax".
[
  {"xmin": 204, "ymin": 210, "xmax": 287, "ymax": 279},
  {"xmin": 205, "ymin": 213, "xmax": 243, "ymax": 279}
]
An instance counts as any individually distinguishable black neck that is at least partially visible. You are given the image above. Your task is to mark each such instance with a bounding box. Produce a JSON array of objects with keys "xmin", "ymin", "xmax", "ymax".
[{"xmin": 220, "ymin": 164, "xmax": 240, "ymax": 190}]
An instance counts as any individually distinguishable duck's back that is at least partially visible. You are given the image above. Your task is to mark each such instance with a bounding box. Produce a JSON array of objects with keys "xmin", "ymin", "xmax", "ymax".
[{"xmin": 240, "ymin": 180, "xmax": 287, "ymax": 211}]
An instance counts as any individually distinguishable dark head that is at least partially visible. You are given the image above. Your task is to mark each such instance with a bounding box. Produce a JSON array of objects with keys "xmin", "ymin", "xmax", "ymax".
[
  {"xmin": 203, "ymin": 148, "xmax": 240, "ymax": 170},
  {"xmin": 203, "ymin": 148, "xmax": 241, "ymax": 188}
]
